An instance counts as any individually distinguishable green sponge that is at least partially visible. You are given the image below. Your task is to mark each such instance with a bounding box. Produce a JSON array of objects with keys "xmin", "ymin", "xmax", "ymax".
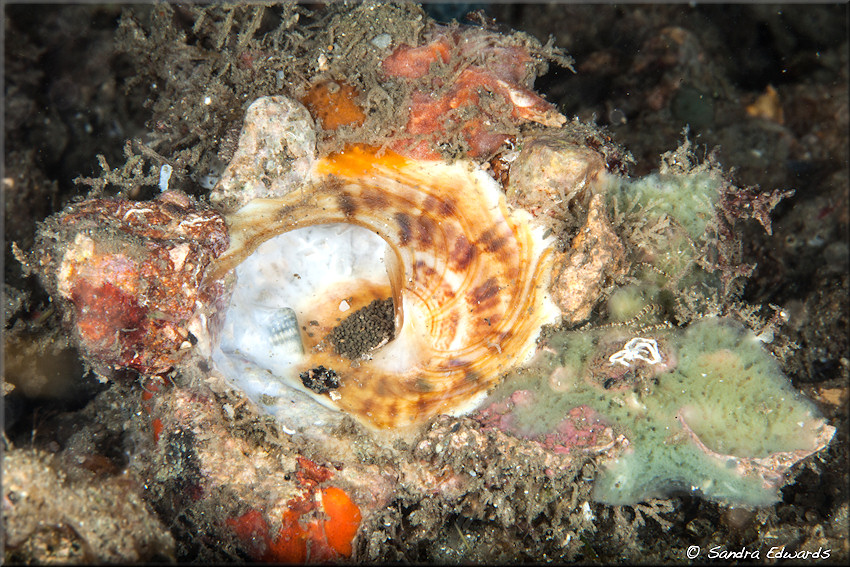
[{"xmin": 482, "ymin": 318, "xmax": 834, "ymax": 507}]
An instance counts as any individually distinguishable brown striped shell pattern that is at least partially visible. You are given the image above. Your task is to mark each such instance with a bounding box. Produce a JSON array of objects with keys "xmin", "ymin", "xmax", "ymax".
[{"xmin": 210, "ymin": 143, "xmax": 561, "ymax": 431}]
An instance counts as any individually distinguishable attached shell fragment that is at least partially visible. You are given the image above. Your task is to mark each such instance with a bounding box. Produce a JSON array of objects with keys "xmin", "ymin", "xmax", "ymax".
[{"xmin": 505, "ymin": 135, "xmax": 609, "ymax": 234}]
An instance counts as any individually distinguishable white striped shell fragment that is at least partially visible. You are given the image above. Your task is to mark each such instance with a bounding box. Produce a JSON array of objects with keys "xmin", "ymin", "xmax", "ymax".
[{"xmin": 210, "ymin": 146, "xmax": 560, "ymax": 430}]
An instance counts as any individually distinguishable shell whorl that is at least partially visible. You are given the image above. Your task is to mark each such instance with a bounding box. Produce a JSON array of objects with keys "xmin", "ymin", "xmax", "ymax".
[{"xmin": 212, "ymin": 146, "xmax": 559, "ymax": 429}]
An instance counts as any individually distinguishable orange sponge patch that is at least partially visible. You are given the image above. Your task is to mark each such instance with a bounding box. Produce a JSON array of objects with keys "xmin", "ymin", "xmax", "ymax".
[
  {"xmin": 266, "ymin": 510, "xmax": 308, "ymax": 564},
  {"xmin": 302, "ymin": 80, "xmax": 366, "ymax": 131},
  {"xmin": 321, "ymin": 487, "xmax": 362, "ymax": 557}
]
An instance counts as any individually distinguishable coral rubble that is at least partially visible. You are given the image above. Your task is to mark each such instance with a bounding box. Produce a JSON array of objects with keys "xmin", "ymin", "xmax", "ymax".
[
  {"xmin": 7, "ymin": 2, "xmax": 845, "ymax": 563},
  {"xmin": 31, "ymin": 191, "xmax": 229, "ymax": 376}
]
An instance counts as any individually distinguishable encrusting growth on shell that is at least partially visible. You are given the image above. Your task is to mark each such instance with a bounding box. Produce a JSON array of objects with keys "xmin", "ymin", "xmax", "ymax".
[
  {"xmin": 210, "ymin": 145, "xmax": 561, "ymax": 429},
  {"xmin": 34, "ymin": 191, "xmax": 229, "ymax": 376}
]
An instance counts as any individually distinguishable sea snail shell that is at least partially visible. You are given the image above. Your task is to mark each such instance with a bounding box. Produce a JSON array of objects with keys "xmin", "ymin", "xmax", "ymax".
[{"xmin": 210, "ymin": 146, "xmax": 560, "ymax": 430}]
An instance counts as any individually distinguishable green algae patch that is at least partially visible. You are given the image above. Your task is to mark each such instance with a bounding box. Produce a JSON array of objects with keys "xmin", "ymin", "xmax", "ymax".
[
  {"xmin": 600, "ymin": 168, "xmax": 729, "ymax": 328},
  {"xmin": 613, "ymin": 171, "xmax": 720, "ymax": 242},
  {"xmin": 672, "ymin": 320, "xmax": 827, "ymax": 457},
  {"xmin": 606, "ymin": 170, "xmax": 722, "ymax": 287},
  {"xmin": 481, "ymin": 317, "xmax": 834, "ymax": 507}
]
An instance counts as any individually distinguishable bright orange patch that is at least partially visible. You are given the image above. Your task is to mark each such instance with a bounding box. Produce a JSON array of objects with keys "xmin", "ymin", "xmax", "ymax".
[
  {"xmin": 226, "ymin": 509, "xmax": 275, "ymax": 561},
  {"xmin": 745, "ymin": 84, "xmax": 784, "ymax": 124},
  {"xmin": 227, "ymin": 484, "xmax": 360, "ymax": 561},
  {"xmin": 266, "ymin": 510, "xmax": 308, "ymax": 563},
  {"xmin": 321, "ymin": 487, "xmax": 362, "ymax": 557},
  {"xmin": 226, "ymin": 508, "xmax": 267, "ymax": 541},
  {"xmin": 301, "ymin": 80, "xmax": 366, "ymax": 131},
  {"xmin": 316, "ymin": 145, "xmax": 411, "ymax": 177}
]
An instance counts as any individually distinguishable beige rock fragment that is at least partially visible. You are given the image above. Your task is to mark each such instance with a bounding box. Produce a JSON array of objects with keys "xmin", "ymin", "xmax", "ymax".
[
  {"xmin": 210, "ymin": 96, "xmax": 317, "ymax": 212},
  {"xmin": 550, "ymin": 194, "xmax": 629, "ymax": 324},
  {"xmin": 506, "ymin": 135, "xmax": 608, "ymax": 234}
]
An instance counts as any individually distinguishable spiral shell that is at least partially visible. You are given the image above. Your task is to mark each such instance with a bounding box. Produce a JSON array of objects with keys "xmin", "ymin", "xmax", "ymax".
[{"xmin": 211, "ymin": 146, "xmax": 560, "ymax": 429}]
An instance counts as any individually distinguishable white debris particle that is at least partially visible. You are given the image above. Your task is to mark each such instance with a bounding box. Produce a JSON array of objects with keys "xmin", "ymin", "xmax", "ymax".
[
  {"xmin": 371, "ymin": 33, "xmax": 392, "ymax": 49},
  {"xmin": 581, "ymin": 501, "xmax": 595, "ymax": 522},
  {"xmin": 158, "ymin": 164, "xmax": 173, "ymax": 193},
  {"xmin": 198, "ymin": 171, "xmax": 221, "ymax": 190},
  {"xmin": 755, "ymin": 328, "xmax": 774, "ymax": 343}
]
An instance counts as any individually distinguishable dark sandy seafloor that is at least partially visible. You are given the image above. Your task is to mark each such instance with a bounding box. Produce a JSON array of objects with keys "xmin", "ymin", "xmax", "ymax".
[{"xmin": 2, "ymin": 2, "xmax": 848, "ymax": 564}]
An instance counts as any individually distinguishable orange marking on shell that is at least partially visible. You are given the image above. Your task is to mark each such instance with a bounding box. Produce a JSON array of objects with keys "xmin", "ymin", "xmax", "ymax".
[
  {"xmin": 315, "ymin": 144, "xmax": 411, "ymax": 176},
  {"xmin": 214, "ymin": 146, "xmax": 559, "ymax": 429}
]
